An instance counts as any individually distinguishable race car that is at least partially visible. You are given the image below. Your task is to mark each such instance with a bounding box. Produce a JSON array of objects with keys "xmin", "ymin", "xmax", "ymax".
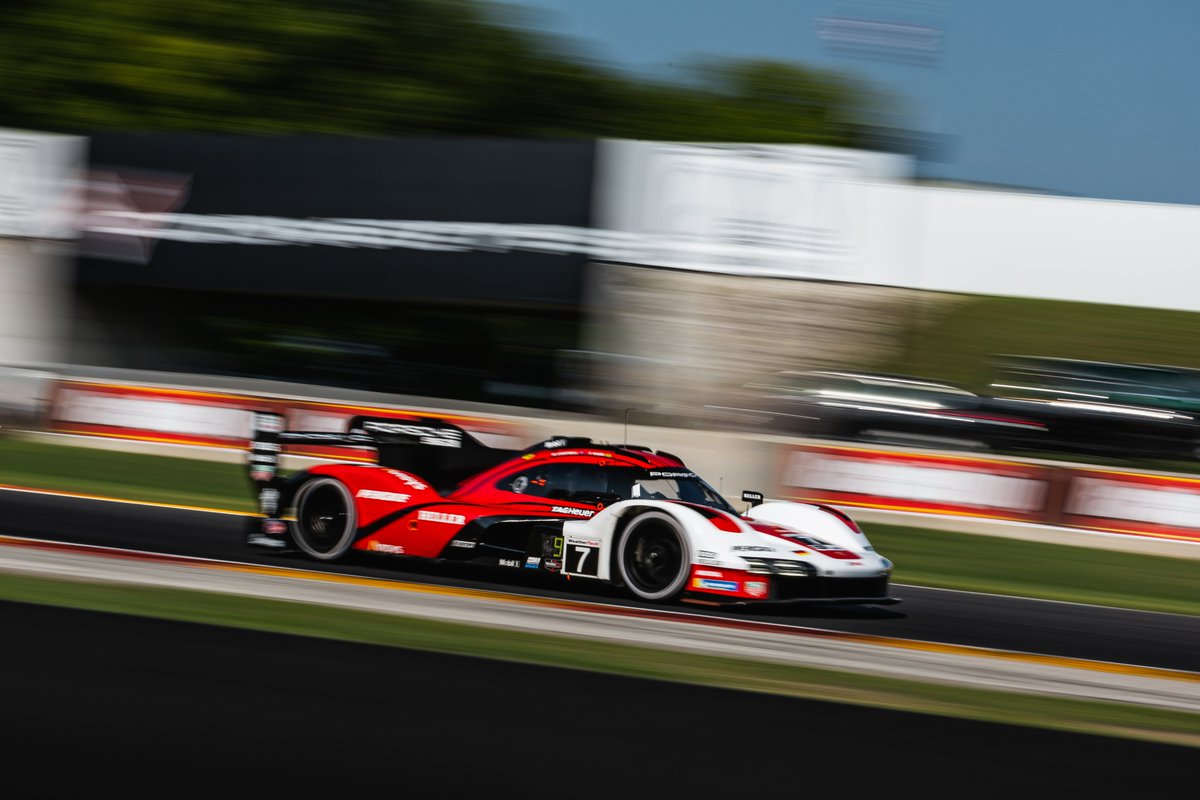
[{"xmin": 245, "ymin": 412, "xmax": 897, "ymax": 606}]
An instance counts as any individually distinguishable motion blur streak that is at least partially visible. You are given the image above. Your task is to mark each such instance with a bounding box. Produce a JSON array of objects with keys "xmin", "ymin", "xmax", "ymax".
[
  {"xmin": 1, "ymin": 529, "xmax": 1195, "ymax": 689},
  {"xmin": 0, "ymin": 483, "xmax": 253, "ymax": 516}
]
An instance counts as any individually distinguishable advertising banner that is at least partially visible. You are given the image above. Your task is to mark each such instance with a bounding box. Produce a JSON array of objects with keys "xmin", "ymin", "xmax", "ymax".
[
  {"xmin": 776, "ymin": 444, "xmax": 1053, "ymax": 523},
  {"xmin": 1060, "ymin": 468, "xmax": 1200, "ymax": 544},
  {"xmin": 45, "ymin": 380, "xmax": 527, "ymax": 460}
]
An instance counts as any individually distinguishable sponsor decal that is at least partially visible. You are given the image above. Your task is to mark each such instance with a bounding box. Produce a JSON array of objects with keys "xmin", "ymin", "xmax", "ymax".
[
  {"xmin": 731, "ymin": 545, "xmax": 775, "ymax": 552},
  {"xmin": 697, "ymin": 550, "xmax": 718, "ymax": 559},
  {"xmin": 498, "ymin": 558, "xmax": 521, "ymax": 568},
  {"xmin": 253, "ymin": 441, "xmax": 282, "ymax": 452},
  {"xmin": 450, "ymin": 540, "xmax": 477, "ymax": 549},
  {"xmin": 810, "ymin": 548, "xmax": 863, "ymax": 560},
  {"xmin": 388, "ymin": 471, "xmax": 429, "ymax": 491},
  {"xmin": 525, "ymin": 557, "xmax": 542, "ymax": 569},
  {"xmin": 566, "ymin": 537, "xmax": 601, "ymax": 548},
  {"xmin": 262, "ymin": 519, "xmax": 287, "ymax": 536},
  {"xmin": 356, "ymin": 489, "xmax": 411, "ymax": 503},
  {"xmin": 552, "ymin": 505, "xmax": 595, "ymax": 518},
  {"xmin": 544, "ymin": 439, "xmax": 567, "ymax": 449},
  {"xmin": 647, "ymin": 470, "xmax": 697, "ymax": 479},
  {"xmin": 368, "ymin": 542, "xmax": 405, "ymax": 554},
  {"xmin": 279, "ymin": 432, "xmax": 360, "ymax": 442},
  {"xmin": 693, "ymin": 578, "xmax": 739, "ymax": 592},
  {"xmin": 418, "ymin": 510, "xmax": 466, "ymax": 525},
  {"xmin": 695, "ymin": 569, "xmax": 725, "ymax": 578},
  {"xmin": 696, "ymin": 549, "xmax": 722, "ymax": 566},
  {"xmin": 744, "ymin": 581, "xmax": 769, "ymax": 598},
  {"xmin": 543, "ymin": 558, "xmax": 562, "ymax": 573},
  {"xmin": 359, "ymin": 421, "xmax": 463, "ymax": 448}
]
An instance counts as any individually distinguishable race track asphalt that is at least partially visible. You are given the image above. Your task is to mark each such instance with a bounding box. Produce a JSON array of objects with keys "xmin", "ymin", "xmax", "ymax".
[{"xmin": 4, "ymin": 599, "xmax": 1195, "ymax": 797}]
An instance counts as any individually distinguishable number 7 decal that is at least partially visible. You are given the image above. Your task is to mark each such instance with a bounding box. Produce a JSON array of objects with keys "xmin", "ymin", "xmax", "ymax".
[
  {"xmin": 567, "ymin": 544, "xmax": 600, "ymax": 576},
  {"xmin": 572, "ymin": 545, "xmax": 590, "ymax": 573}
]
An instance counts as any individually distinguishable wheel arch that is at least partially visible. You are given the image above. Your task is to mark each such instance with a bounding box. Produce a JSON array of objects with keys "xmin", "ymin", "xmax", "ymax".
[{"xmin": 607, "ymin": 502, "xmax": 704, "ymax": 601}]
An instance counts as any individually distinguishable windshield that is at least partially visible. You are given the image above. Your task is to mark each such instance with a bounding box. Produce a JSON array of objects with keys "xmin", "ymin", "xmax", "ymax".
[{"xmin": 608, "ymin": 467, "xmax": 736, "ymax": 512}]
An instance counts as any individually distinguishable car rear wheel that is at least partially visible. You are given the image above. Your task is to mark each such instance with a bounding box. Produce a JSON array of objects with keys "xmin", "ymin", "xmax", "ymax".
[
  {"xmin": 616, "ymin": 511, "xmax": 691, "ymax": 602},
  {"xmin": 291, "ymin": 477, "xmax": 357, "ymax": 561}
]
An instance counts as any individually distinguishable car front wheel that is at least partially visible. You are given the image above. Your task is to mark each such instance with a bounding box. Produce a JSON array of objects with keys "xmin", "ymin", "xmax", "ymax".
[{"xmin": 616, "ymin": 511, "xmax": 691, "ymax": 602}]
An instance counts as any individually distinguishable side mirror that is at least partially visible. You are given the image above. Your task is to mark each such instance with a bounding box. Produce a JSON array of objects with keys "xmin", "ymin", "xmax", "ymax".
[{"xmin": 741, "ymin": 490, "xmax": 764, "ymax": 510}]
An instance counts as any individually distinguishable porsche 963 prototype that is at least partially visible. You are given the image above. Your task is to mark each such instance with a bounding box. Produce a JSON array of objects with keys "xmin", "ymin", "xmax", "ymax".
[{"xmin": 245, "ymin": 413, "xmax": 897, "ymax": 606}]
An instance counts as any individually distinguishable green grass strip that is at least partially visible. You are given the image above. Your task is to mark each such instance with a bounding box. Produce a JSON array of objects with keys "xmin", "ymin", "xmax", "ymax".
[
  {"xmin": 0, "ymin": 571, "xmax": 1196, "ymax": 749},
  {"xmin": 0, "ymin": 436, "xmax": 257, "ymax": 512},
  {"xmin": 866, "ymin": 523, "xmax": 1200, "ymax": 617}
]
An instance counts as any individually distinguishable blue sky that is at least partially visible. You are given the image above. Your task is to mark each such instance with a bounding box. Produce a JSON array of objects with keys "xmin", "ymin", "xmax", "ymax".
[{"xmin": 505, "ymin": 0, "xmax": 1200, "ymax": 206}]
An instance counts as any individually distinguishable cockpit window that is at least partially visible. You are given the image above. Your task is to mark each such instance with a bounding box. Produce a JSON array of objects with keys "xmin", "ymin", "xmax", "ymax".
[{"xmin": 496, "ymin": 462, "xmax": 734, "ymax": 512}]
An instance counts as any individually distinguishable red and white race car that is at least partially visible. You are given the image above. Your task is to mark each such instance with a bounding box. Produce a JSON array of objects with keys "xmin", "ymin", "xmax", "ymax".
[{"xmin": 246, "ymin": 413, "xmax": 897, "ymax": 606}]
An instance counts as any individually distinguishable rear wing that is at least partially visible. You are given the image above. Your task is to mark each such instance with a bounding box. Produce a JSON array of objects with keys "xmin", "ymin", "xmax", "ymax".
[{"xmin": 248, "ymin": 411, "xmax": 518, "ymax": 496}]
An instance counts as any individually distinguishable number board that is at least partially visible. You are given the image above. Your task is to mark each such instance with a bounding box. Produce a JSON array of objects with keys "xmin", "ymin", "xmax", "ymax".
[{"xmin": 563, "ymin": 539, "xmax": 601, "ymax": 577}]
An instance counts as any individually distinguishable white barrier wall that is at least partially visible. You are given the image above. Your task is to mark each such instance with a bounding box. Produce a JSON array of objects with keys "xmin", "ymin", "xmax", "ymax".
[
  {"xmin": 914, "ymin": 187, "xmax": 1200, "ymax": 311},
  {"xmin": 0, "ymin": 239, "xmax": 76, "ymax": 364},
  {"xmin": 0, "ymin": 128, "xmax": 86, "ymax": 364},
  {"xmin": 594, "ymin": 140, "xmax": 1200, "ymax": 314}
]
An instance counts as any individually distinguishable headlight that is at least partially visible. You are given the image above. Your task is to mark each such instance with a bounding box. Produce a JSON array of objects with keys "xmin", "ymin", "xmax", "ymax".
[
  {"xmin": 774, "ymin": 560, "xmax": 815, "ymax": 577},
  {"xmin": 739, "ymin": 557, "xmax": 815, "ymax": 577}
]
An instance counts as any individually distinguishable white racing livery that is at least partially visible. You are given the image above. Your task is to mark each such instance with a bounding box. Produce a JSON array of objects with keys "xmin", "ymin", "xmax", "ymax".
[{"xmin": 557, "ymin": 496, "xmax": 896, "ymax": 605}]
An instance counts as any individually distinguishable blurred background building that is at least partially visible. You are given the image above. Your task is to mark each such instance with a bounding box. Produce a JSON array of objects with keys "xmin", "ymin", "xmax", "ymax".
[{"xmin": 3, "ymin": 0, "xmax": 1200, "ymax": 448}]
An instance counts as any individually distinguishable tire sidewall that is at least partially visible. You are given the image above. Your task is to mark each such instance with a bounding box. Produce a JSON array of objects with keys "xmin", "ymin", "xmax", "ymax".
[
  {"xmin": 291, "ymin": 476, "xmax": 357, "ymax": 561},
  {"xmin": 616, "ymin": 510, "xmax": 692, "ymax": 601}
]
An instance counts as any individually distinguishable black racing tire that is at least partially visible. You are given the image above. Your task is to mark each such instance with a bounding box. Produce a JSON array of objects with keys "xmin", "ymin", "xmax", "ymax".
[
  {"xmin": 291, "ymin": 477, "xmax": 357, "ymax": 561},
  {"xmin": 616, "ymin": 511, "xmax": 691, "ymax": 602}
]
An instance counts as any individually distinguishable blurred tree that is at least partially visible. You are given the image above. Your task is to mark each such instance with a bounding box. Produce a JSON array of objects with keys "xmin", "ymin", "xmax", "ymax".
[{"xmin": 0, "ymin": 0, "xmax": 901, "ymax": 149}]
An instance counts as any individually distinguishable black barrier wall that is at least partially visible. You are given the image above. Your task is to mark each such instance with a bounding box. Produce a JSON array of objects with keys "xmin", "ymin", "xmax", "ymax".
[{"xmin": 70, "ymin": 135, "xmax": 597, "ymax": 406}]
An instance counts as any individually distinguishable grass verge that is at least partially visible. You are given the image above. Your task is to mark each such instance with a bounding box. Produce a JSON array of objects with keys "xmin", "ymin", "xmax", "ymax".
[
  {"xmin": 0, "ymin": 571, "xmax": 1196, "ymax": 749},
  {"xmin": 0, "ymin": 436, "xmax": 256, "ymax": 512}
]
